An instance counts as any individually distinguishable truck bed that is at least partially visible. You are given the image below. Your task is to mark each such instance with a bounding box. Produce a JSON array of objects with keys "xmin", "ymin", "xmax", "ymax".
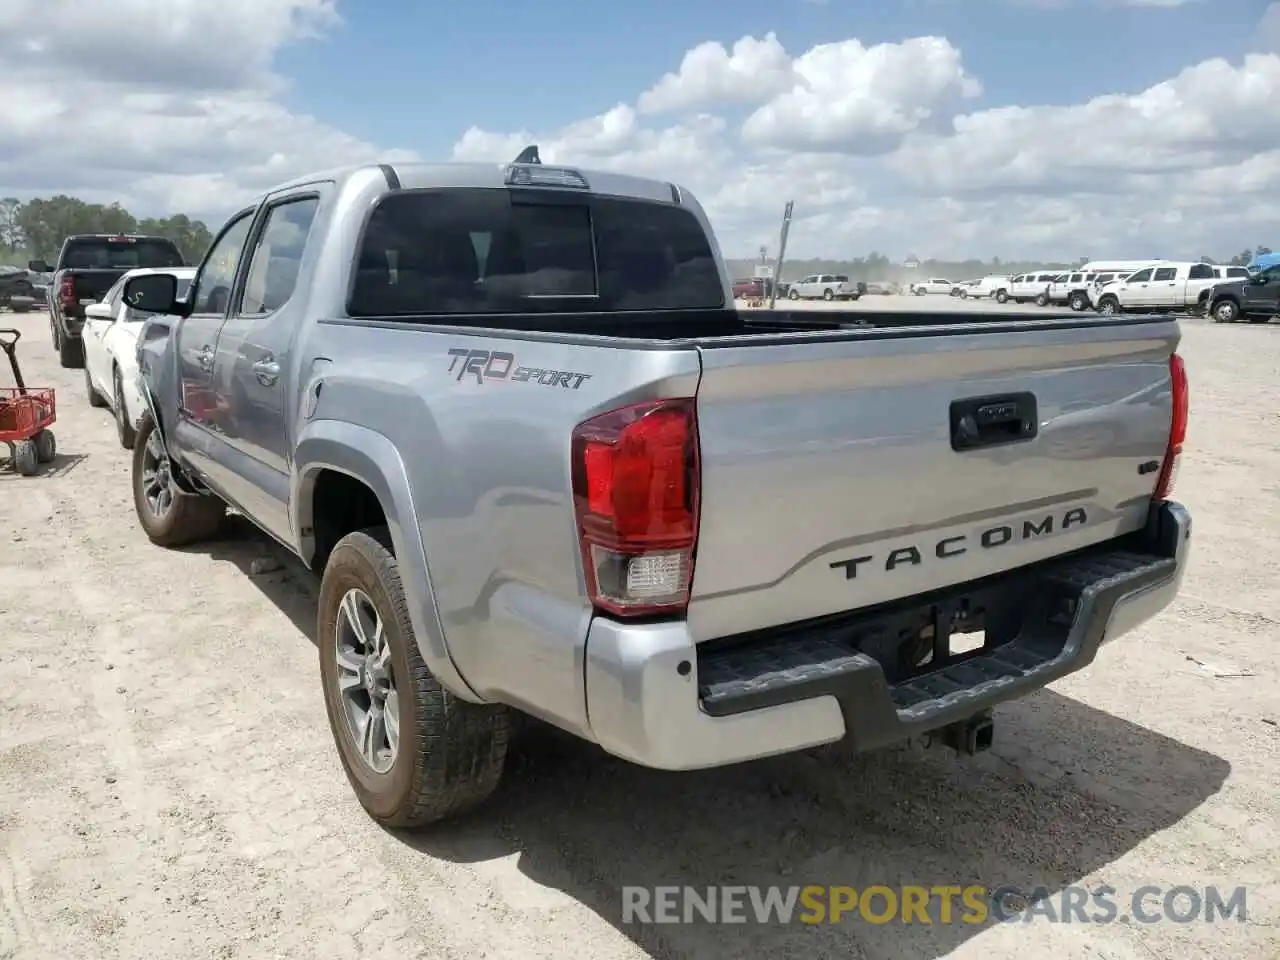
[{"xmin": 343, "ymin": 306, "xmax": 1157, "ymax": 341}]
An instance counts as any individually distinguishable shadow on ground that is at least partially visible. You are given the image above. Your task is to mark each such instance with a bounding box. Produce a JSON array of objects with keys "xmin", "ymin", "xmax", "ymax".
[
  {"xmin": 189, "ymin": 516, "xmax": 1232, "ymax": 960},
  {"xmin": 0, "ymin": 450, "xmax": 88, "ymax": 480}
]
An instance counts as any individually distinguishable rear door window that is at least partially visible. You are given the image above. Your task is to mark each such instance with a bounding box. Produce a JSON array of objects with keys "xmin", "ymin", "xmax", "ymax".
[
  {"xmin": 349, "ymin": 189, "xmax": 724, "ymax": 317},
  {"xmin": 62, "ymin": 237, "xmax": 185, "ymax": 269}
]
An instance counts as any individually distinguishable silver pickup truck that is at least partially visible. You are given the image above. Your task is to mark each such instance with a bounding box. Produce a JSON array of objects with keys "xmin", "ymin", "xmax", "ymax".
[{"xmin": 119, "ymin": 153, "xmax": 1192, "ymax": 827}]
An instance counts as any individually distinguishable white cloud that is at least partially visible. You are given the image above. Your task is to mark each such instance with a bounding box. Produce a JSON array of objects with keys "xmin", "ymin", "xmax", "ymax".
[
  {"xmin": 454, "ymin": 27, "xmax": 1280, "ymax": 261},
  {"xmin": 0, "ymin": 0, "xmax": 415, "ymax": 219},
  {"xmin": 2, "ymin": 3, "xmax": 1275, "ymax": 263}
]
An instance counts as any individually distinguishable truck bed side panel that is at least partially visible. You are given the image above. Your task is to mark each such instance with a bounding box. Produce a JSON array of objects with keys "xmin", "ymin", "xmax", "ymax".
[
  {"xmin": 686, "ymin": 318, "xmax": 1180, "ymax": 642},
  {"xmin": 301, "ymin": 320, "xmax": 701, "ymax": 735}
]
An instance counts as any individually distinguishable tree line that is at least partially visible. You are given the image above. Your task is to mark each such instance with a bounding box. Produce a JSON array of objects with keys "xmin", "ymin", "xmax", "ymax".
[
  {"xmin": 0, "ymin": 195, "xmax": 214, "ymax": 266},
  {"xmin": 0, "ymin": 193, "xmax": 1271, "ymax": 280}
]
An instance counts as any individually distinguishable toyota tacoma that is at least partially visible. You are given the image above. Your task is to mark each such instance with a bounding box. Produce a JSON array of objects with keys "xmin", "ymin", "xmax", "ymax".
[{"xmin": 118, "ymin": 152, "xmax": 1193, "ymax": 827}]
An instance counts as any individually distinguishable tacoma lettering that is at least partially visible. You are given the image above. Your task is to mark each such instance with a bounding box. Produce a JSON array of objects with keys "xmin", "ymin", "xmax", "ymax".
[{"xmin": 830, "ymin": 507, "xmax": 1088, "ymax": 579}]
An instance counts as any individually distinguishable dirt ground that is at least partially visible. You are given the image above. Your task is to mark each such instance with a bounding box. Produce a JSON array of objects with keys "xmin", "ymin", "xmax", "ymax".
[{"xmin": 0, "ymin": 303, "xmax": 1276, "ymax": 960}]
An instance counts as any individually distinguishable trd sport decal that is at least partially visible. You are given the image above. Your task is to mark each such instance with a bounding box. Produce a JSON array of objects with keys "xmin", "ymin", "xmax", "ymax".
[{"xmin": 446, "ymin": 348, "xmax": 592, "ymax": 389}]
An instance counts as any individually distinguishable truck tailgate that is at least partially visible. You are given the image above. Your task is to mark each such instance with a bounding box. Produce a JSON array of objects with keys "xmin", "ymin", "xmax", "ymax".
[
  {"xmin": 63, "ymin": 269, "xmax": 125, "ymax": 304},
  {"xmin": 686, "ymin": 316, "xmax": 1179, "ymax": 641}
]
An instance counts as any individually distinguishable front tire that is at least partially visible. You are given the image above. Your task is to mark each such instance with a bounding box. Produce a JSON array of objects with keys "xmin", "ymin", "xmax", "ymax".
[
  {"xmin": 12, "ymin": 440, "xmax": 38, "ymax": 476},
  {"xmin": 1098, "ymin": 296, "xmax": 1120, "ymax": 316},
  {"xmin": 788, "ymin": 288, "xmax": 799, "ymax": 300},
  {"xmin": 319, "ymin": 528, "xmax": 510, "ymax": 827},
  {"xmin": 1035, "ymin": 292, "xmax": 1050, "ymax": 307},
  {"xmin": 1068, "ymin": 292, "xmax": 1088, "ymax": 312},
  {"xmin": 996, "ymin": 290, "xmax": 1009, "ymax": 303},
  {"xmin": 1212, "ymin": 299, "xmax": 1240, "ymax": 323},
  {"xmin": 132, "ymin": 413, "xmax": 225, "ymax": 546}
]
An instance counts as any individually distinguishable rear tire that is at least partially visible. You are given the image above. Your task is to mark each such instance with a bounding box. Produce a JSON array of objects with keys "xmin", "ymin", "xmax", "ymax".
[
  {"xmin": 58, "ymin": 333, "xmax": 83, "ymax": 369},
  {"xmin": 319, "ymin": 528, "xmax": 510, "ymax": 827},
  {"xmin": 823, "ymin": 288, "xmax": 834, "ymax": 301},
  {"xmin": 995, "ymin": 290, "xmax": 1008, "ymax": 303},
  {"xmin": 1035, "ymin": 292, "xmax": 1049, "ymax": 307},
  {"xmin": 132, "ymin": 413, "xmax": 225, "ymax": 547},
  {"xmin": 85, "ymin": 365, "xmax": 107, "ymax": 407}
]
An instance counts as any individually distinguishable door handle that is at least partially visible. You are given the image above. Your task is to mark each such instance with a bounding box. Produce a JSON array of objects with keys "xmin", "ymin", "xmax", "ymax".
[
  {"xmin": 253, "ymin": 358, "xmax": 281, "ymax": 386},
  {"xmin": 197, "ymin": 344, "xmax": 214, "ymax": 372},
  {"xmin": 950, "ymin": 392, "xmax": 1038, "ymax": 451}
]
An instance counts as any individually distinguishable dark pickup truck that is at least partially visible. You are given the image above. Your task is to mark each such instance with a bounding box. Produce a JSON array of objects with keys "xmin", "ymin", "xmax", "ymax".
[
  {"xmin": 30, "ymin": 233, "xmax": 186, "ymax": 367},
  {"xmin": 1206, "ymin": 262, "xmax": 1280, "ymax": 324}
]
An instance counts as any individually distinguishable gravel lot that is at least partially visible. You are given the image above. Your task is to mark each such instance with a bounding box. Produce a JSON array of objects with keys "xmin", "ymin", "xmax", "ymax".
[{"xmin": 1, "ymin": 302, "xmax": 1277, "ymax": 960}]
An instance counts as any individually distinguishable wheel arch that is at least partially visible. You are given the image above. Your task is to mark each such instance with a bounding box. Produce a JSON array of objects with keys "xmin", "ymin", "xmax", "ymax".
[{"xmin": 294, "ymin": 419, "xmax": 482, "ymax": 703}]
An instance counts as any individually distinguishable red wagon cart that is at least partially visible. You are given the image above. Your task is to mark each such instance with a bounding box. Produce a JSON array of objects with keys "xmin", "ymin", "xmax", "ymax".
[{"xmin": 0, "ymin": 328, "xmax": 57, "ymax": 476}]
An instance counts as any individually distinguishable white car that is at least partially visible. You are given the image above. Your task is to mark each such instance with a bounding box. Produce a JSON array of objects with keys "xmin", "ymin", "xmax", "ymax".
[
  {"xmin": 965, "ymin": 275, "xmax": 1012, "ymax": 300},
  {"xmin": 82, "ymin": 266, "xmax": 196, "ymax": 448},
  {"xmin": 910, "ymin": 277, "xmax": 954, "ymax": 295}
]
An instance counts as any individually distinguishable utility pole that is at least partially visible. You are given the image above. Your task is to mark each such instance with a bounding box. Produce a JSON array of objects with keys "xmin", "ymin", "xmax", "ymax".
[{"xmin": 767, "ymin": 200, "xmax": 794, "ymax": 310}]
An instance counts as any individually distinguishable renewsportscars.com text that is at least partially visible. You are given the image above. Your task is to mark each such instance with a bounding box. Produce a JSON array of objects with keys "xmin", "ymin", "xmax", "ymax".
[{"xmin": 621, "ymin": 884, "xmax": 1249, "ymax": 926}]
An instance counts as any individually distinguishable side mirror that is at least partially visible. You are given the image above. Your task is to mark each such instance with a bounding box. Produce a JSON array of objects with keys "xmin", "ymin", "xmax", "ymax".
[
  {"xmin": 84, "ymin": 303, "xmax": 115, "ymax": 321},
  {"xmin": 27, "ymin": 260, "xmax": 50, "ymax": 273},
  {"xmin": 123, "ymin": 273, "xmax": 180, "ymax": 314}
]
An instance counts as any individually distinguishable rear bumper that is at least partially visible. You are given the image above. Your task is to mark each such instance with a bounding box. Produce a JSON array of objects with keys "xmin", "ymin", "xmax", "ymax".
[{"xmin": 583, "ymin": 500, "xmax": 1190, "ymax": 771}]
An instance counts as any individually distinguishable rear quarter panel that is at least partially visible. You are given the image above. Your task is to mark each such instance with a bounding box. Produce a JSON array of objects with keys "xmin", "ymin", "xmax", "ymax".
[{"xmin": 298, "ymin": 320, "xmax": 701, "ymax": 735}]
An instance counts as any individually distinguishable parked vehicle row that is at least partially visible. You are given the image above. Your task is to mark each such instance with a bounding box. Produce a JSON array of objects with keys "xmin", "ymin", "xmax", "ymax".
[
  {"xmin": 53, "ymin": 152, "xmax": 1193, "ymax": 830},
  {"xmin": 28, "ymin": 232, "xmax": 187, "ymax": 368}
]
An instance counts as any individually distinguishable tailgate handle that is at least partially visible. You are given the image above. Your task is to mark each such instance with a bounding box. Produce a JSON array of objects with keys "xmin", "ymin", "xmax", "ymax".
[{"xmin": 950, "ymin": 392, "xmax": 1038, "ymax": 451}]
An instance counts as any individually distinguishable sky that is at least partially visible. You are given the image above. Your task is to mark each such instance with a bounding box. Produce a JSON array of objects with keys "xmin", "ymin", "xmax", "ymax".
[{"xmin": 0, "ymin": 0, "xmax": 1276, "ymax": 261}]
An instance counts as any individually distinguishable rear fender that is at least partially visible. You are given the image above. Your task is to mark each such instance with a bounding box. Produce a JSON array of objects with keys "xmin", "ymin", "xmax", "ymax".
[{"xmin": 293, "ymin": 419, "xmax": 483, "ymax": 703}]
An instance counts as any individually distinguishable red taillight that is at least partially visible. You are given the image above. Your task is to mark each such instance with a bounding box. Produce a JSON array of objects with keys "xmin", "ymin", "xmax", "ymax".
[
  {"xmin": 1154, "ymin": 353, "xmax": 1188, "ymax": 500},
  {"xmin": 571, "ymin": 398, "xmax": 700, "ymax": 618},
  {"xmin": 58, "ymin": 275, "xmax": 76, "ymax": 306}
]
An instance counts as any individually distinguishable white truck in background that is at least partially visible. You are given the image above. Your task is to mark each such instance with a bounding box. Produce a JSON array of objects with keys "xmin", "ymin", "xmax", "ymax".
[
  {"xmin": 1093, "ymin": 261, "xmax": 1235, "ymax": 315},
  {"xmin": 787, "ymin": 274, "xmax": 860, "ymax": 301},
  {"xmin": 958, "ymin": 276, "xmax": 1011, "ymax": 300},
  {"xmin": 1007, "ymin": 272, "xmax": 1061, "ymax": 304}
]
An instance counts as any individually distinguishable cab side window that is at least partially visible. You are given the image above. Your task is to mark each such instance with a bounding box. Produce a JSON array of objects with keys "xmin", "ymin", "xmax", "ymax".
[
  {"xmin": 240, "ymin": 196, "xmax": 321, "ymax": 315},
  {"xmin": 1153, "ymin": 267, "xmax": 1176, "ymax": 281},
  {"xmin": 1128, "ymin": 268, "xmax": 1153, "ymax": 283},
  {"xmin": 191, "ymin": 212, "xmax": 256, "ymax": 316}
]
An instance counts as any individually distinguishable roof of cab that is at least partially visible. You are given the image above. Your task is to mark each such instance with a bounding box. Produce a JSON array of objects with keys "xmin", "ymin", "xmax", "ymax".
[{"xmin": 253, "ymin": 160, "xmax": 689, "ymax": 207}]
